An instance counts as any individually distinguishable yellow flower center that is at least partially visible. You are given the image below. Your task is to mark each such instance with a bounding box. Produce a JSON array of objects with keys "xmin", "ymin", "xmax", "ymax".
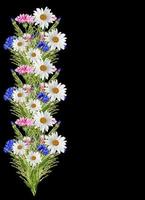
[
  {"xmin": 31, "ymin": 155, "xmax": 36, "ymax": 160},
  {"xmin": 17, "ymin": 144, "xmax": 23, "ymax": 150},
  {"xmin": 40, "ymin": 117, "xmax": 47, "ymax": 124},
  {"xmin": 17, "ymin": 42, "xmax": 23, "ymax": 46},
  {"xmin": 40, "ymin": 14, "xmax": 47, "ymax": 21},
  {"xmin": 40, "ymin": 65, "xmax": 47, "ymax": 71},
  {"xmin": 52, "ymin": 36, "xmax": 59, "ymax": 43},
  {"xmin": 31, "ymin": 52, "xmax": 36, "ymax": 57},
  {"xmin": 52, "ymin": 139, "xmax": 59, "ymax": 146},
  {"xmin": 17, "ymin": 92, "xmax": 23, "ymax": 97},
  {"xmin": 31, "ymin": 103, "xmax": 36, "ymax": 108},
  {"xmin": 52, "ymin": 87, "xmax": 59, "ymax": 94}
]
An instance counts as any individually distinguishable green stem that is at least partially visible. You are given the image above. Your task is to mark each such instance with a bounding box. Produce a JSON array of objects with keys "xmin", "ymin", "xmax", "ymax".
[{"xmin": 31, "ymin": 186, "xmax": 37, "ymax": 196}]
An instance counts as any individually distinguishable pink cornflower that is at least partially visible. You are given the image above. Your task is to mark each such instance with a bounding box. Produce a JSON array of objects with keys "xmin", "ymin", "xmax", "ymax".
[
  {"xmin": 15, "ymin": 14, "xmax": 34, "ymax": 23},
  {"xmin": 15, "ymin": 118, "xmax": 34, "ymax": 126},
  {"xmin": 40, "ymin": 83, "xmax": 49, "ymax": 92},
  {"xmin": 23, "ymin": 136, "xmax": 32, "ymax": 147},
  {"xmin": 15, "ymin": 65, "xmax": 34, "ymax": 74},
  {"xmin": 23, "ymin": 33, "xmax": 32, "ymax": 41},
  {"xmin": 23, "ymin": 84, "xmax": 32, "ymax": 94}
]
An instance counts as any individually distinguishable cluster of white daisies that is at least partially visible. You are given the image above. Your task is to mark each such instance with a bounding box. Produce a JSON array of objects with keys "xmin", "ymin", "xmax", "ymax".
[
  {"xmin": 5, "ymin": 133, "xmax": 66, "ymax": 167},
  {"xmin": 4, "ymin": 7, "xmax": 67, "ymax": 168}
]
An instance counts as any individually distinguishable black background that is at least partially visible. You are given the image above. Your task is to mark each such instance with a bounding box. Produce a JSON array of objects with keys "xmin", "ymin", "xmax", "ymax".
[{"xmin": 0, "ymin": 0, "xmax": 89, "ymax": 199}]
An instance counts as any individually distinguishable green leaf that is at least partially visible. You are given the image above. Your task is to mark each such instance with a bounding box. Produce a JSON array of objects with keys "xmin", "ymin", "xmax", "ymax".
[
  {"xmin": 11, "ymin": 19, "xmax": 23, "ymax": 37},
  {"xmin": 11, "ymin": 70, "xmax": 23, "ymax": 87},
  {"xmin": 48, "ymin": 18, "xmax": 61, "ymax": 32},
  {"xmin": 11, "ymin": 123, "xmax": 23, "ymax": 139},
  {"xmin": 48, "ymin": 122, "xmax": 61, "ymax": 135}
]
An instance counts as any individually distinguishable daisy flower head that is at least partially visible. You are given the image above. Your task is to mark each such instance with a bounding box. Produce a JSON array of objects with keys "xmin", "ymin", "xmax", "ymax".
[
  {"xmin": 12, "ymin": 88, "xmax": 27, "ymax": 103},
  {"xmin": 15, "ymin": 14, "xmax": 34, "ymax": 24},
  {"xmin": 12, "ymin": 140, "xmax": 27, "ymax": 156},
  {"xmin": 13, "ymin": 37, "xmax": 28, "ymax": 52},
  {"xmin": 45, "ymin": 29, "xmax": 67, "ymax": 50},
  {"xmin": 33, "ymin": 7, "xmax": 56, "ymax": 29},
  {"xmin": 26, "ymin": 99, "xmax": 41, "ymax": 113},
  {"xmin": 26, "ymin": 48, "xmax": 42, "ymax": 63},
  {"xmin": 34, "ymin": 111, "xmax": 56, "ymax": 133},
  {"xmin": 45, "ymin": 132, "xmax": 67, "ymax": 154},
  {"xmin": 26, "ymin": 151, "xmax": 41, "ymax": 167},
  {"xmin": 45, "ymin": 80, "xmax": 67, "ymax": 101},
  {"xmin": 34, "ymin": 59, "xmax": 56, "ymax": 80}
]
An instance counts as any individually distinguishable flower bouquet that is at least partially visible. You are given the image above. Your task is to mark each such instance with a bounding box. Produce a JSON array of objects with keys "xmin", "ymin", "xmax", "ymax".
[{"xmin": 3, "ymin": 7, "xmax": 67, "ymax": 196}]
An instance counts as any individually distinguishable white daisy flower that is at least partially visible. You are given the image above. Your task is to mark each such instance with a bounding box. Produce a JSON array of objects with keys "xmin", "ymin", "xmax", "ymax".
[
  {"xmin": 13, "ymin": 37, "xmax": 28, "ymax": 52},
  {"xmin": 34, "ymin": 111, "xmax": 56, "ymax": 133},
  {"xmin": 26, "ymin": 99, "xmax": 41, "ymax": 113},
  {"xmin": 45, "ymin": 80, "xmax": 67, "ymax": 101},
  {"xmin": 45, "ymin": 132, "xmax": 67, "ymax": 154},
  {"xmin": 12, "ymin": 140, "xmax": 27, "ymax": 156},
  {"xmin": 33, "ymin": 7, "xmax": 56, "ymax": 29},
  {"xmin": 26, "ymin": 151, "xmax": 41, "ymax": 167},
  {"xmin": 34, "ymin": 59, "xmax": 56, "ymax": 80},
  {"xmin": 26, "ymin": 48, "xmax": 42, "ymax": 63},
  {"xmin": 45, "ymin": 29, "xmax": 67, "ymax": 50},
  {"xmin": 12, "ymin": 88, "xmax": 27, "ymax": 103}
]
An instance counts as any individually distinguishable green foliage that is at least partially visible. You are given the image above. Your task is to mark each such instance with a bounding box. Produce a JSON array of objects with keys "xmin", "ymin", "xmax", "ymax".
[
  {"xmin": 11, "ymin": 70, "xmax": 23, "ymax": 87},
  {"xmin": 10, "ymin": 154, "xmax": 58, "ymax": 196},
  {"xmin": 23, "ymin": 74, "xmax": 41, "ymax": 87},
  {"xmin": 48, "ymin": 18, "xmax": 61, "ymax": 32},
  {"xmin": 48, "ymin": 122, "xmax": 61, "ymax": 135},
  {"xmin": 42, "ymin": 100, "xmax": 59, "ymax": 113},
  {"xmin": 11, "ymin": 123, "xmax": 23, "ymax": 139},
  {"xmin": 11, "ymin": 19, "xmax": 23, "ymax": 37},
  {"xmin": 49, "ymin": 70, "xmax": 60, "ymax": 81},
  {"xmin": 10, "ymin": 101, "xmax": 32, "ymax": 118},
  {"xmin": 43, "ymin": 49, "xmax": 59, "ymax": 62},
  {"xmin": 10, "ymin": 50, "xmax": 31, "ymax": 66}
]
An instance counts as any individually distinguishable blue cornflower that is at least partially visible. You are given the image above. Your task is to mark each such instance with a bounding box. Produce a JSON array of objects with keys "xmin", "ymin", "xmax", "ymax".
[
  {"xmin": 37, "ymin": 92, "xmax": 49, "ymax": 103},
  {"xmin": 3, "ymin": 87, "xmax": 15, "ymax": 101},
  {"xmin": 3, "ymin": 36, "xmax": 15, "ymax": 50},
  {"xmin": 4, "ymin": 139, "xmax": 15, "ymax": 153},
  {"xmin": 37, "ymin": 41, "xmax": 50, "ymax": 52},
  {"xmin": 37, "ymin": 144, "xmax": 49, "ymax": 155}
]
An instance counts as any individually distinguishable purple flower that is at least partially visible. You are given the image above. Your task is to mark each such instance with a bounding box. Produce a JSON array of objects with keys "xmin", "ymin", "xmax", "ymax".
[
  {"xmin": 37, "ymin": 92, "xmax": 49, "ymax": 103},
  {"xmin": 37, "ymin": 41, "xmax": 50, "ymax": 52},
  {"xmin": 37, "ymin": 144, "xmax": 49, "ymax": 155},
  {"xmin": 4, "ymin": 139, "xmax": 15, "ymax": 153},
  {"xmin": 4, "ymin": 87, "xmax": 15, "ymax": 101},
  {"xmin": 3, "ymin": 36, "xmax": 15, "ymax": 50}
]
